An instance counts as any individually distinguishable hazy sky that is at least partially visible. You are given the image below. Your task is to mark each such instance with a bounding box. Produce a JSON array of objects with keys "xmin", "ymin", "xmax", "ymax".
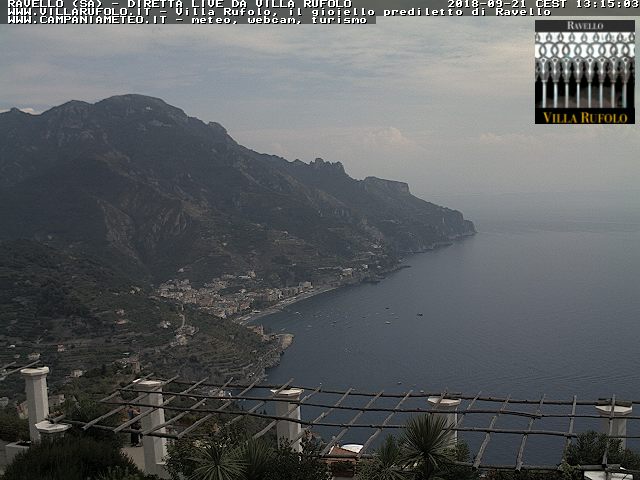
[{"xmin": 1, "ymin": 20, "xmax": 638, "ymax": 198}]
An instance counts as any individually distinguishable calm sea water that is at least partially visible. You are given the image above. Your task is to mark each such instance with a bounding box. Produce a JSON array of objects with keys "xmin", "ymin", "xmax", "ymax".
[{"xmin": 257, "ymin": 191, "xmax": 640, "ymax": 464}]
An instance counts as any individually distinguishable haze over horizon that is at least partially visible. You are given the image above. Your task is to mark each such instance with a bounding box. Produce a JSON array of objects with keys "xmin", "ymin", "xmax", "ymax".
[
  {"xmin": 1, "ymin": 19, "xmax": 640, "ymax": 474},
  {"xmin": 2, "ymin": 19, "xmax": 638, "ymax": 198}
]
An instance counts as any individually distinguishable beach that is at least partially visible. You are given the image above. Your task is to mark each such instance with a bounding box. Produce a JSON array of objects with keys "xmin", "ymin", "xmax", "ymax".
[{"xmin": 234, "ymin": 284, "xmax": 341, "ymax": 326}]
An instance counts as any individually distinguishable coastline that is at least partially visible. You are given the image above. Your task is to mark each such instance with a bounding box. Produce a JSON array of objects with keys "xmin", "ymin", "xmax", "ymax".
[
  {"xmin": 233, "ymin": 283, "xmax": 341, "ymax": 326},
  {"xmin": 233, "ymin": 236, "xmax": 476, "ymax": 329},
  {"xmin": 237, "ymin": 234, "xmax": 476, "ymax": 381}
]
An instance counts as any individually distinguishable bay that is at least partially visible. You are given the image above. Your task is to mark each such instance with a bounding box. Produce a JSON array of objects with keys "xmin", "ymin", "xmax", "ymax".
[{"xmin": 257, "ymin": 191, "xmax": 640, "ymax": 464}]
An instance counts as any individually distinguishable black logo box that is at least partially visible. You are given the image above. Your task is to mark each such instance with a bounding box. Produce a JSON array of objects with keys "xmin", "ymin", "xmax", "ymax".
[
  {"xmin": 536, "ymin": 20, "xmax": 635, "ymax": 32},
  {"xmin": 535, "ymin": 108, "xmax": 635, "ymax": 124}
]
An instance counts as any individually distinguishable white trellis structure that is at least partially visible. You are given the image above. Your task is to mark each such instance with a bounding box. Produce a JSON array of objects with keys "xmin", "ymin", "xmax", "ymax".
[{"xmin": 6, "ymin": 366, "xmax": 640, "ymax": 479}]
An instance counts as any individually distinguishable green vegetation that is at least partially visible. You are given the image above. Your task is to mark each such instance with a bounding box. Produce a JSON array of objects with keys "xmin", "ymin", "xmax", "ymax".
[
  {"xmin": 0, "ymin": 436, "xmax": 148, "ymax": 480},
  {"xmin": 165, "ymin": 415, "xmax": 329, "ymax": 480},
  {"xmin": 354, "ymin": 436, "xmax": 410, "ymax": 480},
  {"xmin": 6, "ymin": 387, "xmax": 637, "ymax": 480},
  {"xmin": 0, "ymin": 409, "xmax": 29, "ymax": 442},
  {"xmin": 0, "ymin": 239, "xmax": 275, "ymax": 400},
  {"xmin": 166, "ymin": 429, "xmax": 330, "ymax": 480},
  {"xmin": 565, "ymin": 430, "xmax": 640, "ymax": 470},
  {"xmin": 355, "ymin": 415, "xmax": 479, "ymax": 480},
  {"xmin": 486, "ymin": 430, "xmax": 640, "ymax": 480},
  {"xmin": 1, "ymin": 94, "xmax": 474, "ymax": 289},
  {"xmin": 166, "ymin": 414, "xmax": 479, "ymax": 480},
  {"xmin": 0, "ymin": 393, "xmax": 155, "ymax": 480},
  {"xmin": 94, "ymin": 467, "xmax": 156, "ymax": 480},
  {"xmin": 400, "ymin": 415, "xmax": 458, "ymax": 479},
  {"xmin": 356, "ymin": 426, "xmax": 640, "ymax": 480}
]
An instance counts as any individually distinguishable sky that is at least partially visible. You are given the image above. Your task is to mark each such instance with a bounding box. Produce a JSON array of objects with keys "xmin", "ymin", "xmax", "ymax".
[{"xmin": 0, "ymin": 20, "xmax": 638, "ymax": 199}]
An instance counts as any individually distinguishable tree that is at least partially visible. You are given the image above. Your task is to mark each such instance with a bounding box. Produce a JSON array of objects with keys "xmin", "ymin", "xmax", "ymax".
[
  {"xmin": 262, "ymin": 438, "xmax": 331, "ymax": 480},
  {"xmin": 355, "ymin": 435, "xmax": 411, "ymax": 480},
  {"xmin": 166, "ymin": 435, "xmax": 330, "ymax": 480},
  {"xmin": 437, "ymin": 442, "xmax": 480, "ymax": 480},
  {"xmin": 486, "ymin": 430, "xmax": 640, "ymax": 480},
  {"xmin": 0, "ymin": 410, "xmax": 29, "ymax": 442},
  {"xmin": 1, "ymin": 436, "xmax": 142, "ymax": 480},
  {"xmin": 563, "ymin": 430, "xmax": 640, "ymax": 479}
]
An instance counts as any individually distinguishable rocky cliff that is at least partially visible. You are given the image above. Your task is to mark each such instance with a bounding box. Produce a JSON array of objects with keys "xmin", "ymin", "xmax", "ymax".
[{"xmin": 0, "ymin": 94, "xmax": 475, "ymax": 285}]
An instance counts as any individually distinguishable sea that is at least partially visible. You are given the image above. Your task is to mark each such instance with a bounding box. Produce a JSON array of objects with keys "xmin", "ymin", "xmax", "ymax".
[{"xmin": 256, "ymin": 191, "xmax": 640, "ymax": 466}]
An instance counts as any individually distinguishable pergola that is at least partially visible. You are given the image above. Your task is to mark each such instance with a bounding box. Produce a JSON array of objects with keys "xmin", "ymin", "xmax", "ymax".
[{"xmin": 26, "ymin": 371, "xmax": 638, "ymax": 478}]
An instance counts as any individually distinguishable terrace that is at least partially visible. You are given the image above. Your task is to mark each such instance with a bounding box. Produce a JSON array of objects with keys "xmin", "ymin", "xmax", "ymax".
[{"xmin": 2, "ymin": 362, "xmax": 639, "ymax": 479}]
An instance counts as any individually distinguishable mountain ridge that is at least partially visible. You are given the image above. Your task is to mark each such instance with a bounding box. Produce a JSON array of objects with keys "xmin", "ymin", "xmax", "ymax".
[{"xmin": 0, "ymin": 94, "xmax": 475, "ymax": 285}]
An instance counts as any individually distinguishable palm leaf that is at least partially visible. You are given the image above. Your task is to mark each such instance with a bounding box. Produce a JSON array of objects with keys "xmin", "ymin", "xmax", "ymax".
[
  {"xmin": 399, "ymin": 415, "xmax": 455, "ymax": 479},
  {"xmin": 241, "ymin": 438, "xmax": 273, "ymax": 480},
  {"xmin": 188, "ymin": 442, "xmax": 247, "ymax": 480},
  {"xmin": 356, "ymin": 435, "xmax": 411, "ymax": 480}
]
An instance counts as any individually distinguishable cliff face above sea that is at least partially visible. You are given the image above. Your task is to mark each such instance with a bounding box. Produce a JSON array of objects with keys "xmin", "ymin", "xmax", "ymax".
[
  {"xmin": 0, "ymin": 94, "xmax": 474, "ymax": 284},
  {"xmin": 0, "ymin": 94, "xmax": 475, "ymax": 388}
]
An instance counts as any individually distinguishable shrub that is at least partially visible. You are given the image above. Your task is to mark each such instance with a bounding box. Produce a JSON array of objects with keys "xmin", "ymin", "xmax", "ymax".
[
  {"xmin": 94, "ymin": 466, "xmax": 159, "ymax": 480},
  {"xmin": 263, "ymin": 439, "xmax": 331, "ymax": 480},
  {"xmin": 0, "ymin": 410, "xmax": 29, "ymax": 442},
  {"xmin": 165, "ymin": 435, "xmax": 330, "ymax": 480},
  {"xmin": 486, "ymin": 430, "xmax": 640, "ymax": 480},
  {"xmin": 1, "ymin": 436, "xmax": 141, "ymax": 480}
]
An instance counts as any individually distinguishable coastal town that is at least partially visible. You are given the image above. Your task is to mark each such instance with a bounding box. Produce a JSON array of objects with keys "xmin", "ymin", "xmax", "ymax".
[
  {"xmin": 156, "ymin": 272, "xmax": 313, "ymax": 321},
  {"xmin": 0, "ymin": 254, "xmax": 397, "ymax": 404},
  {"xmin": 153, "ymin": 260, "xmax": 385, "ymax": 323}
]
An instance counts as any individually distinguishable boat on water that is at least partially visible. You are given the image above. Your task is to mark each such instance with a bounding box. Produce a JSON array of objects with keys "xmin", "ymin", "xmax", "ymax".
[{"xmin": 385, "ymin": 321, "xmax": 391, "ymax": 324}]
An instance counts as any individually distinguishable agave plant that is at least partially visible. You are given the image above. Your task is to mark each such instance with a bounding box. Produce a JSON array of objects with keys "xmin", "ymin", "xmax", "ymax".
[
  {"xmin": 240, "ymin": 438, "xmax": 273, "ymax": 480},
  {"xmin": 188, "ymin": 441, "xmax": 247, "ymax": 480},
  {"xmin": 399, "ymin": 415, "xmax": 455, "ymax": 480}
]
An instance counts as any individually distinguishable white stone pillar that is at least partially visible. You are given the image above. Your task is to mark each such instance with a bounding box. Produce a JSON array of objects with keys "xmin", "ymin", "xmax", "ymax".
[
  {"xmin": 595, "ymin": 403, "xmax": 632, "ymax": 449},
  {"xmin": 35, "ymin": 420, "xmax": 71, "ymax": 441},
  {"xmin": 427, "ymin": 397, "xmax": 461, "ymax": 444},
  {"xmin": 137, "ymin": 380, "xmax": 169, "ymax": 478},
  {"xmin": 20, "ymin": 367, "xmax": 50, "ymax": 442},
  {"xmin": 271, "ymin": 388, "xmax": 304, "ymax": 452},
  {"xmin": 584, "ymin": 471, "xmax": 633, "ymax": 479}
]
